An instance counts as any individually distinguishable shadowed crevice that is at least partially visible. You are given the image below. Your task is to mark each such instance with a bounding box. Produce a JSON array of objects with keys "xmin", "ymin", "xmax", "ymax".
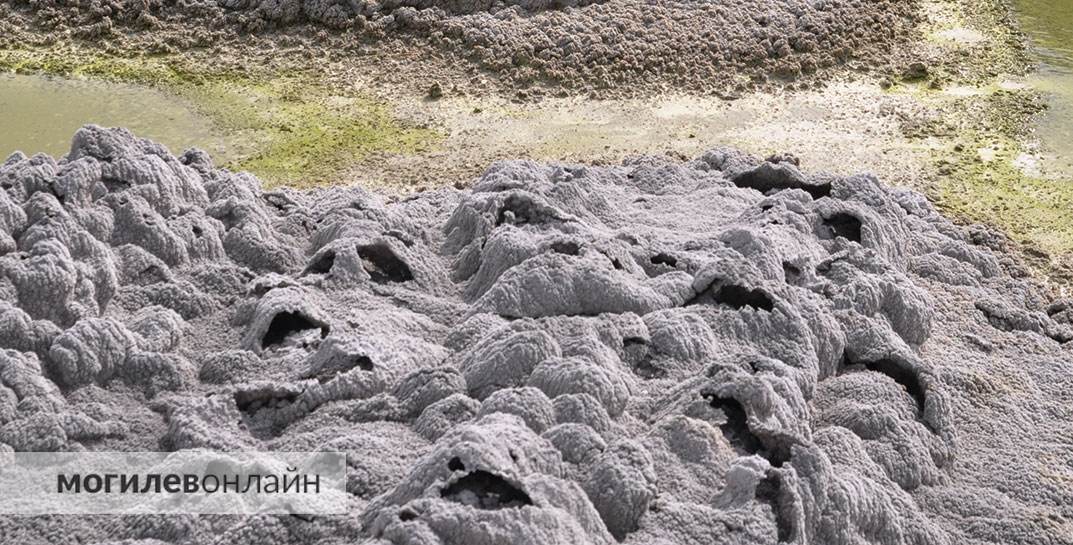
[
  {"xmin": 782, "ymin": 262, "xmax": 802, "ymax": 285},
  {"xmin": 706, "ymin": 394, "xmax": 764, "ymax": 454},
  {"xmin": 822, "ymin": 212, "xmax": 862, "ymax": 242},
  {"xmin": 650, "ymin": 253, "xmax": 678, "ymax": 267},
  {"xmin": 306, "ymin": 250, "xmax": 336, "ymax": 275},
  {"xmin": 839, "ymin": 354, "xmax": 927, "ymax": 417},
  {"xmin": 441, "ymin": 470, "xmax": 533, "ymax": 510},
  {"xmin": 713, "ymin": 285, "xmax": 775, "ymax": 311},
  {"xmin": 357, "ymin": 243, "xmax": 413, "ymax": 283},
  {"xmin": 550, "ymin": 241, "xmax": 580, "ymax": 255},
  {"xmin": 704, "ymin": 393, "xmax": 790, "ymax": 467},
  {"xmin": 495, "ymin": 194, "xmax": 546, "ymax": 227},
  {"xmin": 686, "ymin": 282, "xmax": 775, "ymax": 312},
  {"xmin": 311, "ymin": 355, "xmax": 374, "ymax": 383},
  {"xmin": 234, "ymin": 389, "xmax": 300, "ymax": 416},
  {"xmin": 731, "ymin": 166, "xmax": 831, "ymax": 199},
  {"xmin": 865, "ymin": 359, "xmax": 925, "ymax": 413},
  {"xmin": 756, "ymin": 474, "xmax": 793, "ymax": 542},
  {"xmin": 262, "ymin": 311, "xmax": 330, "ymax": 348}
]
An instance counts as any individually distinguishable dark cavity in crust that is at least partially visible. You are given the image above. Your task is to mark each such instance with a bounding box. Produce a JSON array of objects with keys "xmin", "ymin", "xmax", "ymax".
[
  {"xmin": 262, "ymin": 311, "xmax": 331, "ymax": 348},
  {"xmin": 441, "ymin": 470, "xmax": 533, "ymax": 510},
  {"xmin": 358, "ymin": 244, "xmax": 414, "ymax": 283},
  {"xmin": 687, "ymin": 283, "xmax": 775, "ymax": 311}
]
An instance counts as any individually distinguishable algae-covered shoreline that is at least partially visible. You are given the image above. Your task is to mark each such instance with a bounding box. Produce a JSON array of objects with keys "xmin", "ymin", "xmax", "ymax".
[
  {"xmin": 911, "ymin": 0, "xmax": 1073, "ymax": 283},
  {"xmin": 0, "ymin": 47, "xmax": 440, "ymax": 188}
]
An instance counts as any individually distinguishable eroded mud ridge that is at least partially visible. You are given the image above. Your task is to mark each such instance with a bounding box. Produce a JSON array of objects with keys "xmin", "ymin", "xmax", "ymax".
[
  {"xmin": 0, "ymin": 0, "xmax": 916, "ymax": 91},
  {"xmin": 1, "ymin": 126, "xmax": 1071, "ymax": 544}
]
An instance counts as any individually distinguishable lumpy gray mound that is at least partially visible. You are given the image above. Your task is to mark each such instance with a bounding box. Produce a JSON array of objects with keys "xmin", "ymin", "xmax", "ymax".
[
  {"xmin": 1, "ymin": 126, "xmax": 1071, "ymax": 544},
  {"xmin": 0, "ymin": 0, "xmax": 916, "ymax": 91}
]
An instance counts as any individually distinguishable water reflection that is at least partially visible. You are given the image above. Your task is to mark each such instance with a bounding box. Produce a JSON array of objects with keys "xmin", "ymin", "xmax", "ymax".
[
  {"xmin": 0, "ymin": 73, "xmax": 235, "ymax": 163},
  {"xmin": 1015, "ymin": 0, "xmax": 1073, "ymax": 177}
]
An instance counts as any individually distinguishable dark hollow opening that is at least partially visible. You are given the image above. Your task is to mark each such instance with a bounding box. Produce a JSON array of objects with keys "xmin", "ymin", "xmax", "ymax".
[
  {"xmin": 261, "ymin": 312, "xmax": 330, "ymax": 349},
  {"xmin": 862, "ymin": 358, "xmax": 926, "ymax": 413},
  {"xmin": 234, "ymin": 390, "xmax": 301, "ymax": 416},
  {"xmin": 314, "ymin": 355, "xmax": 374, "ymax": 383},
  {"xmin": 495, "ymin": 195, "xmax": 541, "ymax": 226},
  {"xmin": 306, "ymin": 250, "xmax": 336, "ymax": 275},
  {"xmin": 441, "ymin": 470, "xmax": 533, "ymax": 510},
  {"xmin": 730, "ymin": 170, "xmax": 831, "ymax": 200},
  {"xmin": 744, "ymin": 358, "xmax": 763, "ymax": 373},
  {"xmin": 705, "ymin": 394, "xmax": 764, "ymax": 456},
  {"xmin": 550, "ymin": 241, "xmax": 581, "ymax": 256},
  {"xmin": 839, "ymin": 352, "xmax": 929, "ymax": 428},
  {"xmin": 650, "ymin": 253, "xmax": 678, "ymax": 267},
  {"xmin": 802, "ymin": 184, "xmax": 832, "ymax": 199},
  {"xmin": 357, "ymin": 244, "xmax": 413, "ymax": 283},
  {"xmin": 755, "ymin": 474, "xmax": 793, "ymax": 542},
  {"xmin": 782, "ymin": 262, "xmax": 802, "ymax": 285},
  {"xmin": 712, "ymin": 285, "xmax": 775, "ymax": 312},
  {"xmin": 447, "ymin": 457, "xmax": 465, "ymax": 472},
  {"xmin": 823, "ymin": 213, "xmax": 862, "ymax": 243}
]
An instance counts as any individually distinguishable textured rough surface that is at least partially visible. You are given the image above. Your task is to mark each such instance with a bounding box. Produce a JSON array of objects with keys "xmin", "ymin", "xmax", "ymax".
[
  {"xmin": 0, "ymin": 0, "xmax": 918, "ymax": 92},
  {"xmin": 0, "ymin": 126, "xmax": 1071, "ymax": 544}
]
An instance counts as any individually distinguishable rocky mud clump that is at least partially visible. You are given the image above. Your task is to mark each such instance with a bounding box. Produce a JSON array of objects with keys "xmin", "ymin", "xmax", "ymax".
[
  {"xmin": 0, "ymin": 126, "xmax": 1071, "ymax": 544},
  {"xmin": 0, "ymin": 0, "xmax": 917, "ymax": 92}
]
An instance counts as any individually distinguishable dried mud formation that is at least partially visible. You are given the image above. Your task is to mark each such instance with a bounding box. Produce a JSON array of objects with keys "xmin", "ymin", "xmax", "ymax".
[
  {"xmin": 2, "ymin": 126, "xmax": 1073, "ymax": 545},
  {"xmin": 0, "ymin": 0, "xmax": 916, "ymax": 91}
]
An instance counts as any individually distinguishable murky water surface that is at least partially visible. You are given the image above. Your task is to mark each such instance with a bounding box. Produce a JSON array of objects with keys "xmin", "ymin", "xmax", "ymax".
[
  {"xmin": 0, "ymin": 73, "xmax": 236, "ymax": 162},
  {"xmin": 1015, "ymin": 0, "xmax": 1073, "ymax": 176}
]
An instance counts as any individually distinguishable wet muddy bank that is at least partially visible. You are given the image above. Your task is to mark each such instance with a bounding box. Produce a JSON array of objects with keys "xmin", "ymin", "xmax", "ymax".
[{"xmin": 0, "ymin": 0, "xmax": 920, "ymax": 98}]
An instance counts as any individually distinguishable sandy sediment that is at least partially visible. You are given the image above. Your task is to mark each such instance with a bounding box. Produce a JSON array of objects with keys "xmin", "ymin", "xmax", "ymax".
[{"xmin": 1, "ymin": 126, "xmax": 1071, "ymax": 544}]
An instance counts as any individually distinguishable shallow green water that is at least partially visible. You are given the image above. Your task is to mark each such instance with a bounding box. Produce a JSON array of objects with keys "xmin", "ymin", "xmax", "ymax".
[
  {"xmin": 0, "ymin": 73, "xmax": 238, "ymax": 163},
  {"xmin": 1014, "ymin": 0, "xmax": 1073, "ymax": 176}
]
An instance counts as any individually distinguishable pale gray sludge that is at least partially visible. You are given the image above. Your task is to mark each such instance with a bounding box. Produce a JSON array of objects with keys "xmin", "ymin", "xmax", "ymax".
[{"xmin": 1, "ymin": 126, "xmax": 1072, "ymax": 544}]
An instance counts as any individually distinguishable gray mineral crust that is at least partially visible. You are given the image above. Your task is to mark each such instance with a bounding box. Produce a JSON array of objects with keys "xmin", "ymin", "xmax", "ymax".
[{"xmin": 0, "ymin": 126, "xmax": 1071, "ymax": 544}]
